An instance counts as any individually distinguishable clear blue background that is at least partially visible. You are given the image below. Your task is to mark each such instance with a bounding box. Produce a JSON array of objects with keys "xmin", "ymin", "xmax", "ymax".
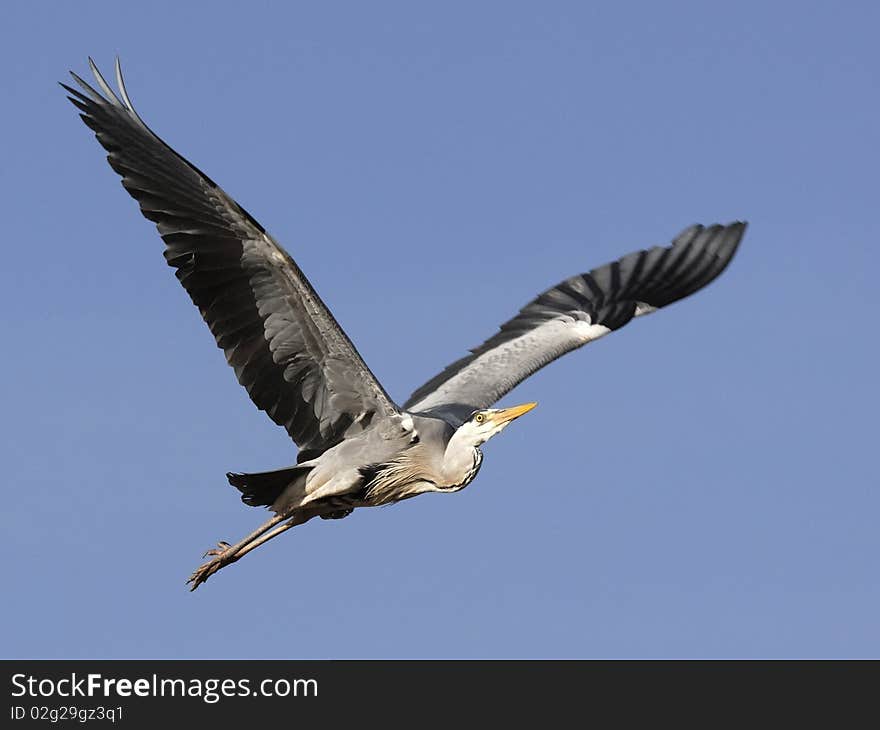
[{"xmin": 2, "ymin": 1, "xmax": 877, "ymax": 658}]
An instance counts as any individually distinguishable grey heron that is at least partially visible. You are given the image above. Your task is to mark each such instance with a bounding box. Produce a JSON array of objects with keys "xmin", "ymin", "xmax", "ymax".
[{"xmin": 63, "ymin": 59, "xmax": 746, "ymax": 590}]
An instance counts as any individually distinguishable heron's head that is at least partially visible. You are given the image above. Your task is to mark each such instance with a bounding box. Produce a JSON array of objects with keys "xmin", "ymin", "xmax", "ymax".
[{"xmin": 455, "ymin": 402, "xmax": 538, "ymax": 447}]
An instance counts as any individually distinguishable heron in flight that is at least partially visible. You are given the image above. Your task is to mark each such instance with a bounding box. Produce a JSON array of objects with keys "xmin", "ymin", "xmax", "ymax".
[{"xmin": 63, "ymin": 59, "xmax": 745, "ymax": 590}]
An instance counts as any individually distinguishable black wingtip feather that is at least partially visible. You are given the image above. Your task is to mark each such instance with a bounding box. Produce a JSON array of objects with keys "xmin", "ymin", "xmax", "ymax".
[
  {"xmin": 63, "ymin": 57, "xmax": 400, "ymax": 457},
  {"xmin": 405, "ymin": 221, "xmax": 747, "ymax": 411}
]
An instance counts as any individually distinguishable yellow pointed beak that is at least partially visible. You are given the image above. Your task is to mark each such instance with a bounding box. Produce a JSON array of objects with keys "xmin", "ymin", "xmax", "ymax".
[{"xmin": 491, "ymin": 401, "xmax": 538, "ymax": 425}]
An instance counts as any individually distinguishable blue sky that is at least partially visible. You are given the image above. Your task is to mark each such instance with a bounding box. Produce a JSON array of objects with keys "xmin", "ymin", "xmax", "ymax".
[{"xmin": 2, "ymin": 1, "xmax": 877, "ymax": 658}]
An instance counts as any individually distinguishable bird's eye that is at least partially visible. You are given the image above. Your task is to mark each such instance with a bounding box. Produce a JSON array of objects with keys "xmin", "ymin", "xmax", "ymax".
[{"xmin": 475, "ymin": 413, "xmax": 485, "ymax": 423}]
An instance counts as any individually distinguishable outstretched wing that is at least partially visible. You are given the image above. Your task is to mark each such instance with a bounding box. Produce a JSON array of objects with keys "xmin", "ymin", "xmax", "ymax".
[
  {"xmin": 405, "ymin": 222, "xmax": 745, "ymax": 421},
  {"xmin": 63, "ymin": 58, "xmax": 400, "ymax": 456}
]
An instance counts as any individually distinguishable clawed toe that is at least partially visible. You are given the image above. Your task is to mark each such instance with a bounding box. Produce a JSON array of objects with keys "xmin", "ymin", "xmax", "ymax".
[
  {"xmin": 187, "ymin": 559, "xmax": 220, "ymax": 591},
  {"xmin": 188, "ymin": 542, "xmax": 234, "ymax": 590},
  {"xmin": 202, "ymin": 540, "xmax": 231, "ymax": 559}
]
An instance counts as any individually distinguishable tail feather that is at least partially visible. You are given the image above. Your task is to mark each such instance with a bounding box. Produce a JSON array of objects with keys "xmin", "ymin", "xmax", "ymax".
[{"xmin": 227, "ymin": 466, "xmax": 310, "ymax": 508}]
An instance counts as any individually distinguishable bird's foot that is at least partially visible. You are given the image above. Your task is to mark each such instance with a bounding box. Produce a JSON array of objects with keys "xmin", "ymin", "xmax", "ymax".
[{"xmin": 186, "ymin": 541, "xmax": 234, "ymax": 591}]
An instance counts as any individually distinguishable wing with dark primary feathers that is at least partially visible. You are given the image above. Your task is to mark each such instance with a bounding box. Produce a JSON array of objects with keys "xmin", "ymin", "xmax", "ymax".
[
  {"xmin": 405, "ymin": 222, "xmax": 746, "ymax": 422},
  {"xmin": 63, "ymin": 58, "xmax": 400, "ymax": 456}
]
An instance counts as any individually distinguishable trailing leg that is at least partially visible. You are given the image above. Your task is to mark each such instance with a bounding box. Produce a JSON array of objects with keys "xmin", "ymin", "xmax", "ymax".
[{"xmin": 186, "ymin": 509, "xmax": 319, "ymax": 590}]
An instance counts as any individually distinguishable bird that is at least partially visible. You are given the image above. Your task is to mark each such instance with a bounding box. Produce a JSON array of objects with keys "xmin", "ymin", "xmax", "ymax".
[{"xmin": 62, "ymin": 58, "xmax": 746, "ymax": 590}]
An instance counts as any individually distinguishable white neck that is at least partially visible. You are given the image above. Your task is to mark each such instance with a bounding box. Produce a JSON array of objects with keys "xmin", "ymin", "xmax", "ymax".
[{"xmin": 440, "ymin": 424, "xmax": 484, "ymax": 487}]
